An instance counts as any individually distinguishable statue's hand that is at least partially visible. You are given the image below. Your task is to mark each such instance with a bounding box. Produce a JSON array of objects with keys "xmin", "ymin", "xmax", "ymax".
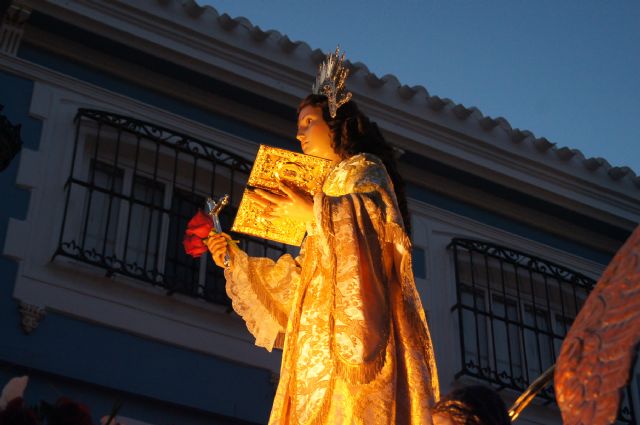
[
  {"xmin": 250, "ymin": 183, "xmax": 314, "ymax": 224},
  {"xmin": 205, "ymin": 231, "xmax": 237, "ymax": 269}
]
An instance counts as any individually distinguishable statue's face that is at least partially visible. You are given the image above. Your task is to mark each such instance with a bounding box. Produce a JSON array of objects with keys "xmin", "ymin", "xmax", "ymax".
[{"xmin": 296, "ymin": 105, "xmax": 339, "ymax": 161}]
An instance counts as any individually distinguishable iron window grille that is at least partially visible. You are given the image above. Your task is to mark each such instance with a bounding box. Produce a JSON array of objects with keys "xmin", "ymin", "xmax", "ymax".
[
  {"xmin": 449, "ymin": 238, "xmax": 636, "ymax": 423},
  {"xmin": 54, "ymin": 109, "xmax": 290, "ymax": 306}
]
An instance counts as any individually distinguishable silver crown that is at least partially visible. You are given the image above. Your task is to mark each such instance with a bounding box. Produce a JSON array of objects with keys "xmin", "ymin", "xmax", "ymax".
[{"xmin": 312, "ymin": 47, "xmax": 352, "ymax": 118}]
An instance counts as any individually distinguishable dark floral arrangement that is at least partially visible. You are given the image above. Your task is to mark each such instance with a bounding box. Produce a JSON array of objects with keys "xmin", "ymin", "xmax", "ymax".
[{"xmin": 0, "ymin": 377, "xmax": 123, "ymax": 425}]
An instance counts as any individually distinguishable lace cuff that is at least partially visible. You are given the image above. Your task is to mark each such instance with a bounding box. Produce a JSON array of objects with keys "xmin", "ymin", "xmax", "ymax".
[{"xmin": 225, "ymin": 250, "xmax": 284, "ymax": 352}]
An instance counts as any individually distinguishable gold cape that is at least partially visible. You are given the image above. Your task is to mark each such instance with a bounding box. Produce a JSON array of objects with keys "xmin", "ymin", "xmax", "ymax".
[{"xmin": 225, "ymin": 153, "xmax": 439, "ymax": 424}]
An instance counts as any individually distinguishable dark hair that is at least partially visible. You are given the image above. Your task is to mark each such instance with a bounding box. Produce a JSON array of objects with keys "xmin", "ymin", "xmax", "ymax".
[
  {"xmin": 432, "ymin": 385, "xmax": 511, "ymax": 425},
  {"xmin": 298, "ymin": 94, "xmax": 411, "ymax": 236}
]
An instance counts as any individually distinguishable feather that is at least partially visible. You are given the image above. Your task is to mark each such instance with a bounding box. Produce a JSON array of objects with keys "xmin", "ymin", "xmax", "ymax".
[{"xmin": 554, "ymin": 225, "xmax": 640, "ymax": 425}]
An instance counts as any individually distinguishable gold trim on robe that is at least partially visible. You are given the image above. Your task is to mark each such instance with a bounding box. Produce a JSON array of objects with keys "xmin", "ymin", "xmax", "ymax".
[{"xmin": 224, "ymin": 153, "xmax": 439, "ymax": 424}]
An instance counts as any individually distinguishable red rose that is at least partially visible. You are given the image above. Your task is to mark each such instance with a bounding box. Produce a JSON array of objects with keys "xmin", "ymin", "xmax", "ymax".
[
  {"xmin": 183, "ymin": 234, "xmax": 209, "ymax": 257},
  {"xmin": 185, "ymin": 210, "xmax": 213, "ymax": 238},
  {"xmin": 183, "ymin": 210, "xmax": 213, "ymax": 258}
]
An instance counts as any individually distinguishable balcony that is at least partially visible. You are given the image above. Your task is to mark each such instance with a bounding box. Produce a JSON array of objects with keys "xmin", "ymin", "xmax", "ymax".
[
  {"xmin": 54, "ymin": 109, "xmax": 289, "ymax": 305},
  {"xmin": 449, "ymin": 238, "xmax": 636, "ymax": 423}
]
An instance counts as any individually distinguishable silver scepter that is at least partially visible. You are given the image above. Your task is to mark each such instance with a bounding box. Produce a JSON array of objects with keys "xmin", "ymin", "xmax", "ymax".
[{"xmin": 205, "ymin": 194, "xmax": 230, "ymax": 268}]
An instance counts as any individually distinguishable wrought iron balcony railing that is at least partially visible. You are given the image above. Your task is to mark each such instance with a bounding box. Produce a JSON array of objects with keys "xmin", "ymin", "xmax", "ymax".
[
  {"xmin": 448, "ymin": 238, "xmax": 636, "ymax": 423},
  {"xmin": 54, "ymin": 109, "xmax": 289, "ymax": 306}
]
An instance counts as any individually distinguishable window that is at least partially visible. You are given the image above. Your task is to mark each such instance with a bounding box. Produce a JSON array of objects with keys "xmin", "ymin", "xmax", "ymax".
[
  {"xmin": 523, "ymin": 304, "xmax": 554, "ymax": 378},
  {"xmin": 126, "ymin": 174, "xmax": 165, "ymax": 276},
  {"xmin": 80, "ymin": 161, "xmax": 123, "ymax": 260},
  {"xmin": 55, "ymin": 109, "xmax": 289, "ymax": 306},
  {"xmin": 459, "ymin": 285, "xmax": 489, "ymax": 375},
  {"xmin": 451, "ymin": 239, "xmax": 595, "ymax": 386},
  {"xmin": 448, "ymin": 238, "xmax": 639, "ymax": 423},
  {"xmin": 492, "ymin": 294, "xmax": 522, "ymax": 382}
]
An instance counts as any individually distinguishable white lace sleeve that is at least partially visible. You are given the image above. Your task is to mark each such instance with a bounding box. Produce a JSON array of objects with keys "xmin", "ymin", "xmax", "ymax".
[{"xmin": 224, "ymin": 249, "xmax": 301, "ymax": 352}]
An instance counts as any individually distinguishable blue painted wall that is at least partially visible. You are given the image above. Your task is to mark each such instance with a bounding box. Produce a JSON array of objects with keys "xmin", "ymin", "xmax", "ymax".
[
  {"xmin": 0, "ymin": 70, "xmax": 271, "ymax": 424},
  {"xmin": 0, "ymin": 364, "xmax": 258, "ymax": 425},
  {"xmin": 407, "ymin": 184, "xmax": 613, "ymax": 265}
]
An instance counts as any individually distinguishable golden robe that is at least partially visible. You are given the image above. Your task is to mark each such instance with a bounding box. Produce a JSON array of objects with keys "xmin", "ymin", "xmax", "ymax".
[{"xmin": 225, "ymin": 153, "xmax": 439, "ymax": 424}]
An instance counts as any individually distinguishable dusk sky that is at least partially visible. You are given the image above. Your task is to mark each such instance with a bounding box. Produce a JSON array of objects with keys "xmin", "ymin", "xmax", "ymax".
[{"xmin": 200, "ymin": 0, "xmax": 640, "ymax": 175}]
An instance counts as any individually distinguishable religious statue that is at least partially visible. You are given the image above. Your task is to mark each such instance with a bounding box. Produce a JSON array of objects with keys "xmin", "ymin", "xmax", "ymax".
[{"xmin": 206, "ymin": 48, "xmax": 439, "ymax": 425}]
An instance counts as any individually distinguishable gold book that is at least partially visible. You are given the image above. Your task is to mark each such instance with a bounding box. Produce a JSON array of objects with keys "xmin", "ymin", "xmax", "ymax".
[{"xmin": 231, "ymin": 145, "xmax": 334, "ymax": 246}]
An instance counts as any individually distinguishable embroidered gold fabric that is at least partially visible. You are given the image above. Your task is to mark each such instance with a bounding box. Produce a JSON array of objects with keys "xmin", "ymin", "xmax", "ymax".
[{"xmin": 224, "ymin": 153, "xmax": 439, "ymax": 424}]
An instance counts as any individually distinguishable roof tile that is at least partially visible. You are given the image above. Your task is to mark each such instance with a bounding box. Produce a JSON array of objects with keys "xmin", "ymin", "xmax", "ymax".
[
  {"xmin": 533, "ymin": 137, "xmax": 555, "ymax": 152},
  {"xmin": 555, "ymin": 146, "xmax": 578, "ymax": 161},
  {"xmin": 608, "ymin": 166, "xmax": 634, "ymax": 180},
  {"xmin": 479, "ymin": 116, "xmax": 499, "ymax": 131},
  {"xmin": 583, "ymin": 157, "xmax": 607, "ymax": 172},
  {"xmin": 427, "ymin": 96, "xmax": 447, "ymax": 111}
]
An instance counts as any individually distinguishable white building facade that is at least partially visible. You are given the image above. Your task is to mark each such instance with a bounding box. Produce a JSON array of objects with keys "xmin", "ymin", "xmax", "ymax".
[{"xmin": 0, "ymin": 1, "xmax": 638, "ymax": 424}]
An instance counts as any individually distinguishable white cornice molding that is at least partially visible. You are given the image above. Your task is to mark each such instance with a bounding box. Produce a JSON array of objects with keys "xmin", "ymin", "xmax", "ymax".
[
  {"xmin": 0, "ymin": 54, "xmax": 260, "ymax": 160},
  {"xmin": 15, "ymin": 0, "xmax": 640, "ymax": 227},
  {"xmin": 22, "ymin": 0, "xmax": 310, "ymax": 104},
  {"xmin": 404, "ymin": 166, "xmax": 623, "ymax": 254},
  {"xmin": 408, "ymin": 198, "xmax": 606, "ymax": 279},
  {"xmin": 20, "ymin": 24, "xmax": 296, "ymax": 142},
  {"xmin": 358, "ymin": 93, "xmax": 640, "ymax": 227},
  {"xmin": 391, "ymin": 119, "xmax": 640, "ymax": 228}
]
